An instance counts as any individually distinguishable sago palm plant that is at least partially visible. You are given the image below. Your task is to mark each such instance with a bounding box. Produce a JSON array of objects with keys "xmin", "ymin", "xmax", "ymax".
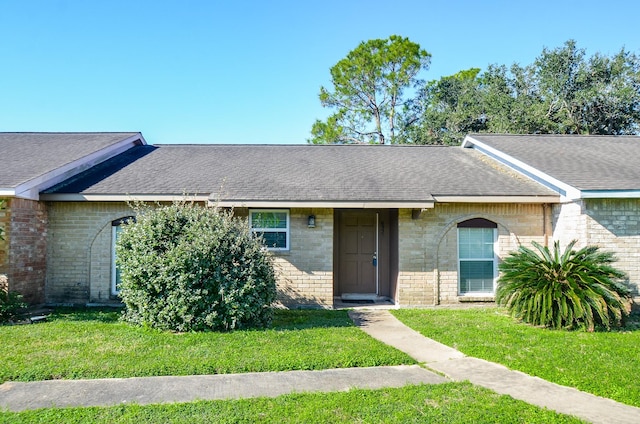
[{"xmin": 497, "ymin": 240, "xmax": 630, "ymax": 331}]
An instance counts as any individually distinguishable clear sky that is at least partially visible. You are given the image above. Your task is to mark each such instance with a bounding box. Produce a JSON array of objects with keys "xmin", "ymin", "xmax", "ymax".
[{"xmin": 0, "ymin": 1, "xmax": 637, "ymax": 145}]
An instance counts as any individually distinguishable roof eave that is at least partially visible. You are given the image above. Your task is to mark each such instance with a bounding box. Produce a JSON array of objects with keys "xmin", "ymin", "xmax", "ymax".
[
  {"xmin": 14, "ymin": 133, "xmax": 146, "ymax": 201},
  {"xmin": 433, "ymin": 195, "xmax": 560, "ymax": 203},
  {"xmin": 462, "ymin": 135, "xmax": 582, "ymax": 200}
]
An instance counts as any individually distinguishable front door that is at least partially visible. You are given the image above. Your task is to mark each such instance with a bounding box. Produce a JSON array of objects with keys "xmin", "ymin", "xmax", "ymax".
[{"xmin": 338, "ymin": 210, "xmax": 378, "ymax": 294}]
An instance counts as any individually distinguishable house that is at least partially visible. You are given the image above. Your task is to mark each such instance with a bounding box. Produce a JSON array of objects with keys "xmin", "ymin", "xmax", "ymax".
[{"xmin": 1, "ymin": 132, "xmax": 638, "ymax": 308}]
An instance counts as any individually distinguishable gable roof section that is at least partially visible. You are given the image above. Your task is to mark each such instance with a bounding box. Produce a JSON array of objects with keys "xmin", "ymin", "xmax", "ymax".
[
  {"xmin": 0, "ymin": 132, "xmax": 146, "ymax": 200},
  {"xmin": 462, "ymin": 134, "xmax": 640, "ymax": 199},
  {"xmin": 43, "ymin": 144, "xmax": 559, "ymax": 207}
]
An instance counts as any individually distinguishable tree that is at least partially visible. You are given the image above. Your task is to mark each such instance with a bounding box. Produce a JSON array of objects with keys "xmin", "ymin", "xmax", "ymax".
[
  {"xmin": 497, "ymin": 240, "xmax": 631, "ymax": 331},
  {"xmin": 409, "ymin": 40, "xmax": 640, "ymax": 144},
  {"xmin": 309, "ymin": 35, "xmax": 431, "ymax": 144}
]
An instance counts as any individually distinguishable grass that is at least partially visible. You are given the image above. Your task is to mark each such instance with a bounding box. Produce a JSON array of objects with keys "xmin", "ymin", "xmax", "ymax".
[
  {"xmin": 0, "ymin": 308, "xmax": 414, "ymax": 383},
  {"xmin": 0, "ymin": 382, "xmax": 585, "ymax": 423},
  {"xmin": 392, "ymin": 307, "xmax": 640, "ymax": 407}
]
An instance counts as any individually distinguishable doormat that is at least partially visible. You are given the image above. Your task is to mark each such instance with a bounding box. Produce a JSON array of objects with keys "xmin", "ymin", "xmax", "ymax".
[{"xmin": 340, "ymin": 299, "xmax": 375, "ymax": 304}]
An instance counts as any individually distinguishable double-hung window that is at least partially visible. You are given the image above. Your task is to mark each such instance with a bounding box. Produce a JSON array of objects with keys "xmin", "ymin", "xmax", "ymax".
[
  {"xmin": 249, "ymin": 209, "xmax": 289, "ymax": 251},
  {"xmin": 458, "ymin": 218, "xmax": 497, "ymax": 295}
]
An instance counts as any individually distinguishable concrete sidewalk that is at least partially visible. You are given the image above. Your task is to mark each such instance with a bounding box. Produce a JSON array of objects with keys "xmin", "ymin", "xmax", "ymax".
[
  {"xmin": 349, "ymin": 310, "xmax": 640, "ymax": 424},
  {"xmin": 1, "ymin": 309, "xmax": 639, "ymax": 424}
]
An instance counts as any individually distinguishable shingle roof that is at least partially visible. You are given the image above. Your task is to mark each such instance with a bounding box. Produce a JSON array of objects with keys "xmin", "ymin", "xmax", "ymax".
[
  {"xmin": 0, "ymin": 132, "xmax": 142, "ymax": 189},
  {"xmin": 45, "ymin": 144, "xmax": 557, "ymax": 202},
  {"xmin": 467, "ymin": 134, "xmax": 640, "ymax": 191}
]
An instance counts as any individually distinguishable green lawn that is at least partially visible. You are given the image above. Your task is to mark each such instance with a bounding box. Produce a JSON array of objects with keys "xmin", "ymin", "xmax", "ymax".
[
  {"xmin": 392, "ymin": 307, "xmax": 640, "ymax": 407},
  {"xmin": 0, "ymin": 382, "xmax": 584, "ymax": 423},
  {"xmin": 0, "ymin": 308, "xmax": 414, "ymax": 383}
]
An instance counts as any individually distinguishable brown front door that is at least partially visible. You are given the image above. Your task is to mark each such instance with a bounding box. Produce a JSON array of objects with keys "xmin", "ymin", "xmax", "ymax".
[{"xmin": 338, "ymin": 210, "xmax": 377, "ymax": 294}]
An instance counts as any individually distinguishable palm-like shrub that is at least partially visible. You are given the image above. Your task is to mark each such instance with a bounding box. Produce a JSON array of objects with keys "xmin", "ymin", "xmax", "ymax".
[{"xmin": 497, "ymin": 240, "xmax": 630, "ymax": 331}]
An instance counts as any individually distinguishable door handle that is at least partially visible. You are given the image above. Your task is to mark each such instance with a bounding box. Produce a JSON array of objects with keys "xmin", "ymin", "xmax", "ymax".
[{"xmin": 372, "ymin": 252, "xmax": 377, "ymax": 267}]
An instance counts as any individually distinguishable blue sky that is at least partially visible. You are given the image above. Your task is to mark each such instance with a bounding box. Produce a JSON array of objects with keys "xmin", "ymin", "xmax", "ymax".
[{"xmin": 0, "ymin": 1, "xmax": 637, "ymax": 145}]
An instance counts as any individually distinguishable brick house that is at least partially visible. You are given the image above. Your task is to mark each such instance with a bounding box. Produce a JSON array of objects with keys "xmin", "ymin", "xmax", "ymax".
[{"xmin": 1, "ymin": 132, "xmax": 638, "ymax": 308}]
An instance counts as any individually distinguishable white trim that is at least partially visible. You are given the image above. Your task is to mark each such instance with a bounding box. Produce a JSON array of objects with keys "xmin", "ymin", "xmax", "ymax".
[
  {"xmin": 214, "ymin": 200, "xmax": 435, "ymax": 209},
  {"xmin": 462, "ymin": 135, "xmax": 582, "ymax": 200},
  {"xmin": 433, "ymin": 195, "xmax": 560, "ymax": 203},
  {"xmin": 581, "ymin": 190, "xmax": 640, "ymax": 199},
  {"xmin": 40, "ymin": 194, "xmax": 210, "ymax": 202},
  {"xmin": 249, "ymin": 209, "xmax": 290, "ymax": 251},
  {"xmin": 11, "ymin": 133, "xmax": 146, "ymax": 201},
  {"xmin": 111, "ymin": 225, "xmax": 121, "ymax": 295}
]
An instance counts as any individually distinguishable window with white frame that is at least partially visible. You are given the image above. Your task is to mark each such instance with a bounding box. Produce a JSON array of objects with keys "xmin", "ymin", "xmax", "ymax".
[
  {"xmin": 249, "ymin": 209, "xmax": 289, "ymax": 251},
  {"xmin": 457, "ymin": 218, "xmax": 497, "ymax": 295},
  {"xmin": 111, "ymin": 216, "xmax": 134, "ymax": 295}
]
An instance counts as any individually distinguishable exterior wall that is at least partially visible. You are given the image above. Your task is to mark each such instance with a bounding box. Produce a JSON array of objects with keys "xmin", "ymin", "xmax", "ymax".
[
  {"xmin": 237, "ymin": 208, "xmax": 334, "ymax": 308},
  {"xmin": 46, "ymin": 202, "xmax": 335, "ymax": 308},
  {"xmin": 398, "ymin": 203, "xmax": 548, "ymax": 307},
  {"xmin": 554, "ymin": 199, "xmax": 640, "ymax": 300},
  {"xmin": 0, "ymin": 198, "xmax": 48, "ymax": 303},
  {"xmin": 46, "ymin": 202, "xmax": 135, "ymax": 304}
]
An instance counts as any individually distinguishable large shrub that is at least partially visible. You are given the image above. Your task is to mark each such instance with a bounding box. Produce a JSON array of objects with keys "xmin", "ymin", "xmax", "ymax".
[
  {"xmin": 116, "ymin": 203, "xmax": 277, "ymax": 332},
  {"xmin": 497, "ymin": 240, "xmax": 631, "ymax": 331}
]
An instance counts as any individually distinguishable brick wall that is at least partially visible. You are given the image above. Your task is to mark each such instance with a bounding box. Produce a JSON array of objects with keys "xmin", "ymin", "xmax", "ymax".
[
  {"xmin": 46, "ymin": 202, "xmax": 135, "ymax": 304},
  {"xmin": 398, "ymin": 203, "xmax": 548, "ymax": 307},
  {"xmin": 0, "ymin": 198, "xmax": 48, "ymax": 303},
  {"xmin": 554, "ymin": 199, "xmax": 640, "ymax": 300},
  {"xmin": 236, "ymin": 208, "xmax": 334, "ymax": 308},
  {"xmin": 47, "ymin": 203, "xmax": 335, "ymax": 308}
]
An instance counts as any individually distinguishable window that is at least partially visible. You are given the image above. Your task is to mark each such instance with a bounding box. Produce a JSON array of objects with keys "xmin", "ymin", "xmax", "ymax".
[
  {"xmin": 457, "ymin": 218, "xmax": 497, "ymax": 295},
  {"xmin": 249, "ymin": 209, "xmax": 289, "ymax": 250},
  {"xmin": 111, "ymin": 216, "xmax": 134, "ymax": 295}
]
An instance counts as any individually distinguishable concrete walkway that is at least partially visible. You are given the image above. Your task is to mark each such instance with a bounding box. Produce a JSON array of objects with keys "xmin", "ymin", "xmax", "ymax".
[
  {"xmin": 1, "ymin": 309, "xmax": 639, "ymax": 424},
  {"xmin": 349, "ymin": 310, "xmax": 640, "ymax": 424}
]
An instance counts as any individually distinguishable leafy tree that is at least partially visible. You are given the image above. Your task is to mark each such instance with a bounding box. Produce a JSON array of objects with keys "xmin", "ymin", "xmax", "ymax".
[
  {"xmin": 116, "ymin": 202, "xmax": 277, "ymax": 332},
  {"xmin": 309, "ymin": 35, "xmax": 431, "ymax": 144},
  {"xmin": 497, "ymin": 240, "xmax": 631, "ymax": 331},
  {"xmin": 409, "ymin": 40, "xmax": 640, "ymax": 144}
]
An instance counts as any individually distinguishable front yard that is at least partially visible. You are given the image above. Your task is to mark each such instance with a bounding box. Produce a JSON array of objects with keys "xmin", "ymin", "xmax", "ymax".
[
  {"xmin": 393, "ymin": 307, "xmax": 640, "ymax": 408},
  {"xmin": 0, "ymin": 308, "xmax": 412, "ymax": 382},
  {"xmin": 0, "ymin": 307, "xmax": 584, "ymax": 423}
]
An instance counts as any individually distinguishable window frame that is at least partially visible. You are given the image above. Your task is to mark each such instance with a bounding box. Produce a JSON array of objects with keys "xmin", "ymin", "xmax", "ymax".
[
  {"xmin": 457, "ymin": 220, "xmax": 498, "ymax": 296},
  {"xmin": 249, "ymin": 209, "xmax": 290, "ymax": 251},
  {"xmin": 111, "ymin": 216, "xmax": 134, "ymax": 296}
]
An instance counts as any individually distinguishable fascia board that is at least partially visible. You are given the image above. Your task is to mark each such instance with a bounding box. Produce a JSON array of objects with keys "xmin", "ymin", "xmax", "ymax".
[
  {"xmin": 40, "ymin": 193, "xmax": 210, "ymax": 202},
  {"xmin": 211, "ymin": 200, "xmax": 436, "ymax": 209},
  {"xmin": 433, "ymin": 195, "xmax": 560, "ymax": 203},
  {"xmin": 463, "ymin": 136, "xmax": 582, "ymax": 200},
  {"xmin": 581, "ymin": 190, "xmax": 640, "ymax": 199},
  {"xmin": 16, "ymin": 133, "xmax": 145, "ymax": 201}
]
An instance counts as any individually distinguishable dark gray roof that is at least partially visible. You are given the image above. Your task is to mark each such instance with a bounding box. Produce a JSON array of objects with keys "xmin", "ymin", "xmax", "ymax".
[
  {"xmin": 45, "ymin": 144, "xmax": 557, "ymax": 202},
  {"xmin": 0, "ymin": 132, "xmax": 142, "ymax": 189},
  {"xmin": 467, "ymin": 134, "xmax": 640, "ymax": 191}
]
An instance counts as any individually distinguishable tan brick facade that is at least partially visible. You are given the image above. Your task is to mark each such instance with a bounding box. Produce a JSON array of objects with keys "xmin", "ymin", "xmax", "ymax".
[
  {"xmin": 398, "ymin": 203, "xmax": 548, "ymax": 307},
  {"xmin": 41, "ymin": 200, "xmax": 639, "ymax": 308},
  {"xmin": 0, "ymin": 198, "xmax": 47, "ymax": 303},
  {"xmin": 554, "ymin": 199, "xmax": 640, "ymax": 299},
  {"xmin": 236, "ymin": 208, "xmax": 334, "ymax": 308},
  {"xmin": 46, "ymin": 202, "xmax": 135, "ymax": 304},
  {"xmin": 46, "ymin": 203, "xmax": 336, "ymax": 307}
]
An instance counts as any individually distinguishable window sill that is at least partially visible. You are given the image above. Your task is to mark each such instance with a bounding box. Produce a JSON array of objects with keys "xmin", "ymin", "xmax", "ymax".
[{"xmin": 458, "ymin": 295, "xmax": 495, "ymax": 303}]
